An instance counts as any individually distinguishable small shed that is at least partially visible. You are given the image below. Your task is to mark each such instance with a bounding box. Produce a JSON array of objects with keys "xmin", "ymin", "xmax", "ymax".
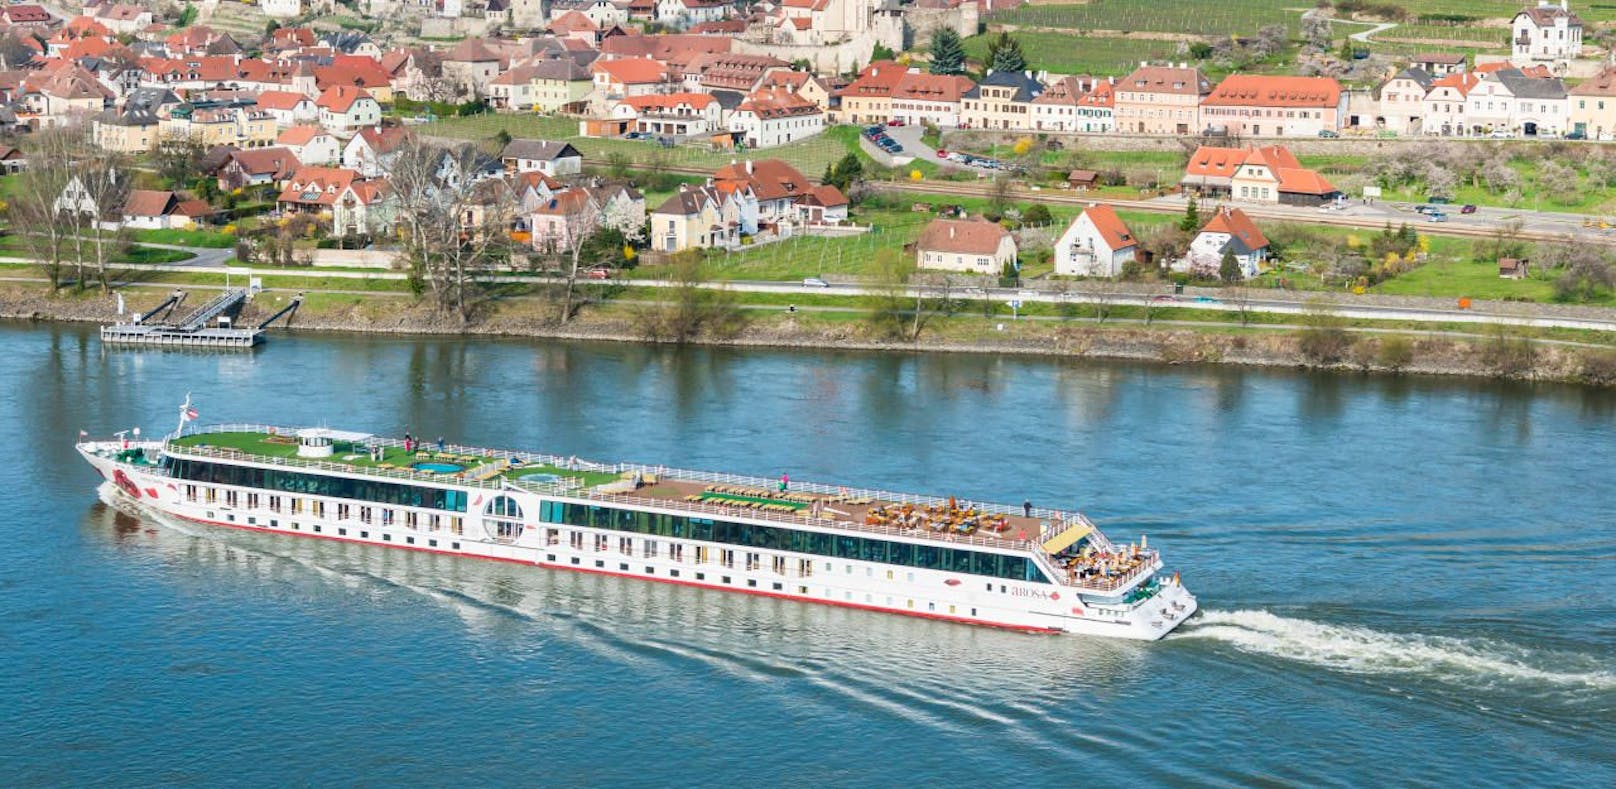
[
  {"xmin": 1499, "ymin": 257, "xmax": 1530, "ymax": 279},
  {"xmin": 1068, "ymin": 169, "xmax": 1100, "ymax": 191}
]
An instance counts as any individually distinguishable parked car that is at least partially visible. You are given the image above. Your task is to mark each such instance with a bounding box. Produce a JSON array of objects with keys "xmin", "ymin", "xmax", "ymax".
[
  {"xmin": 803, "ymin": 277, "xmax": 829, "ymax": 288},
  {"xmin": 864, "ymin": 125, "xmax": 883, "ymax": 136},
  {"xmin": 1414, "ymin": 204, "xmax": 1436, "ymax": 214},
  {"xmin": 1427, "ymin": 212, "xmax": 1449, "ymax": 223},
  {"xmin": 935, "ymin": 149, "xmax": 948, "ymax": 158},
  {"xmin": 1151, "ymin": 295, "xmax": 1177, "ymax": 302},
  {"xmin": 1318, "ymin": 130, "xmax": 1340, "ymax": 138},
  {"xmin": 586, "ymin": 266, "xmax": 612, "ymax": 279},
  {"xmin": 1460, "ymin": 204, "xmax": 1478, "ymax": 214},
  {"xmin": 1567, "ymin": 129, "xmax": 1588, "ymax": 140},
  {"xmin": 1428, "ymin": 196, "xmax": 1452, "ymax": 204},
  {"xmin": 1193, "ymin": 296, "xmax": 1220, "ymax": 303},
  {"xmin": 887, "ymin": 119, "xmax": 905, "ymax": 126},
  {"xmin": 1489, "ymin": 129, "xmax": 1513, "ymax": 138}
]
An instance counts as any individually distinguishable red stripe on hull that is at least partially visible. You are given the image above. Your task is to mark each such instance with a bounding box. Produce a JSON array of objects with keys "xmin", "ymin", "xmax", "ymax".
[{"xmin": 154, "ymin": 505, "xmax": 1062, "ymax": 635}]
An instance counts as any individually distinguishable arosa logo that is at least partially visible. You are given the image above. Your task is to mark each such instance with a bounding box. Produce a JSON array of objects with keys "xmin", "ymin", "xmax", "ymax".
[
  {"xmin": 1012, "ymin": 587, "xmax": 1054, "ymax": 600},
  {"xmin": 112, "ymin": 469, "xmax": 141, "ymax": 499}
]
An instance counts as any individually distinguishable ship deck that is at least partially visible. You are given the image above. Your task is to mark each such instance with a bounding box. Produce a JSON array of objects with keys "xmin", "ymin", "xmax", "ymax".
[{"xmin": 162, "ymin": 427, "xmax": 1160, "ymax": 590}]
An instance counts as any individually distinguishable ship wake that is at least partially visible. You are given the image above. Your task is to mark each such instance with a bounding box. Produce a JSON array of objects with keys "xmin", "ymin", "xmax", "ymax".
[{"xmin": 1179, "ymin": 609, "xmax": 1615, "ymax": 691}]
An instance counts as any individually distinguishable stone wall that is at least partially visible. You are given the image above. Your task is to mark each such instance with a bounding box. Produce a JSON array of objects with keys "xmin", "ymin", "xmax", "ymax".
[{"xmin": 904, "ymin": 4, "xmax": 978, "ymax": 50}]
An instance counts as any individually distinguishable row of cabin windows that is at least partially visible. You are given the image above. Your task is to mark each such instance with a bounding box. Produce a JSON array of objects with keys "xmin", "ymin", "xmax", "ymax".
[
  {"xmin": 166, "ymin": 457, "xmax": 469, "ymax": 512},
  {"xmin": 182, "ymin": 483, "xmax": 465, "ymax": 534},
  {"xmin": 556, "ymin": 502, "xmax": 1047, "ymax": 583}
]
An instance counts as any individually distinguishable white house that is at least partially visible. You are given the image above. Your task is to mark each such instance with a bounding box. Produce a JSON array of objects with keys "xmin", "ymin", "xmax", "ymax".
[
  {"xmin": 315, "ymin": 86, "xmax": 382, "ymax": 137},
  {"xmin": 728, "ymin": 87, "xmax": 824, "ymax": 149},
  {"xmin": 1054, "ymin": 205, "xmax": 1137, "ymax": 278},
  {"xmin": 914, "ymin": 218, "xmax": 1018, "ymax": 274},
  {"xmin": 277, "ymin": 125, "xmax": 343, "ymax": 166},
  {"xmin": 1379, "ymin": 68, "xmax": 1433, "ymax": 135},
  {"xmin": 611, "ymin": 92, "xmax": 723, "ymax": 137},
  {"xmin": 1512, "ymin": 1, "xmax": 1583, "ymax": 69},
  {"xmin": 499, "ymin": 139, "xmax": 583, "ymax": 177},
  {"xmin": 1178, "ymin": 206, "xmax": 1269, "ymax": 280},
  {"xmin": 262, "ymin": 0, "xmax": 304, "ymax": 19},
  {"xmin": 253, "ymin": 90, "xmax": 318, "ymax": 128},
  {"xmin": 1464, "ymin": 67, "xmax": 1568, "ymax": 136}
]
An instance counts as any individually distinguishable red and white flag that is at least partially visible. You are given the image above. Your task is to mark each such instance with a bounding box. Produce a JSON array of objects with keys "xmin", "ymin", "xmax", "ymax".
[
  {"xmin": 185, "ymin": 407, "xmax": 198, "ymax": 421},
  {"xmin": 78, "ymin": 429, "xmax": 88, "ymax": 439}
]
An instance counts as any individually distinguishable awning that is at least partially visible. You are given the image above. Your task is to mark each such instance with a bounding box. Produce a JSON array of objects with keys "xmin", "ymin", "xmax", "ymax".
[{"xmin": 1042, "ymin": 522, "xmax": 1094, "ymax": 554}]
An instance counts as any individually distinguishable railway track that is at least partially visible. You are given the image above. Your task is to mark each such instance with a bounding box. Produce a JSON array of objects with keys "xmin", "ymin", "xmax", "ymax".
[{"xmin": 602, "ymin": 160, "xmax": 1605, "ymax": 245}]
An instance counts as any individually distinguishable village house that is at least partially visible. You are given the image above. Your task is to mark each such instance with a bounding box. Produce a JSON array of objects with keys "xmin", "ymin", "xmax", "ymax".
[
  {"xmin": 160, "ymin": 104, "xmax": 278, "ymax": 149},
  {"xmin": 1074, "ymin": 79, "xmax": 1115, "ymax": 133},
  {"xmin": 276, "ymin": 125, "xmax": 343, "ymax": 165},
  {"xmin": 914, "ymin": 218, "xmax": 1017, "ymax": 274},
  {"xmin": 1199, "ymin": 75, "xmax": 1345, "ymax": 137},
  {"xmin": 1412, "ymin": 53, "xmax": 1467, "ymax": 76},
  {"xmin": 440, "ymin": 38, "xmax": 505, "ymax": 97},
  {"xmin": 960, "ymin": 70, "xmax": 1043, "ymax": 131},
  {"xmin": 1511, "ymin": 1, "xmax": 1582, "ymax": 70},
  {"xmin": 342, "ymin": 125, "xmax": 411, "ymax": 177},
  {"xmin": 728, "ymin": 86, "xmax": 824, "ymax": 148},
  {"xmin": 1464, "ymin": 67, "xmax": 1568, "ymax": 136},
  {"xmin": 1179, "ymin": 206, "xmax": 1269, "ymax": 279},
  {"xmin": 1113, "ymin": 63, "xmax": 1211, "ymax": 135},
  {"xmin": 1379, "ymin": 68, "xmax": 1434, "ymax": 135},
  {"xmin": 649, "ymin": 184, "xmax": 742, "ymax": 252},
  {"xmin": 92, "ymin": 3, "xmax": 151, "ymax": 33},
  {"xmin": 527, "ymin": 182, "xmax": 646, "ymax": 253},
  {"xmin": 1183, "ymin": 145, "xmax": 1338, "ymax": 205},
  {"xmin": 796, "ymin": 184, "xmax": 849, "ymax": 225},
  {"xmin": 611, "ymin": 92, "xmax": 723, "ymax": 137},
  {"xmin": 529, "ymin": 58, "xmax": 593, "ymax": 112},
  {"xmin": 1570, "ymin": 67, "xmax": 1616, "ymax": 139},
  {"xmin": 122, "ymin": 189, "xmax": 212, "ymax": 230},
  {"xmin": 1499, "ymin": 257, "xmax": 1531, "ymax": 279},
  {"xmin": 332, "ymin": 179, "xmax": 395, "ymax": 237},
  {"xmin": 1054, "ymin": 205, "xmax": 1137, "ymax": 278},
  {"xmin": 712, "ymin": 158, "xmax": 828, "ymax": 231},
  {"xmin": 836, "ymin": 60, "xmax": 906, "ymax": 125},
  {"xmin": 217, "ymin": 147, "xmax": 303, "ymax": 191},
  {"xmin": 253, "ymin": 90, "xmax": 318, "ymax": 128},
  {"xmin": 499, "ymin": 139, "xmax": 583, "ymax": 177},
  {"xmin": 1, "ymin": 5, "xmax": 57, "ymax": 29},
  {"xmin": 1030, "ymin": 76, "xmax": 1087, "ymax": 133},
  {"xmin": 1423, "ymin": 71, "xmax": 1480, "ymax": 136},
  {"xmin": 92, "ymin": 106, "xmax": 160, "ymax": 153},
  {"xmin": 889, "ymin": 71, "xmax": 974, "ymax": 128},
  {"xmin": 591, "ymin": 57, "xmax": 669, "ymax": 102},
  {"xmin": 315, "ymin": 86, "xmax": 382, "ymax": 137},
  {"xmin": 277, "ymin": 165, "xmax": 359, "ymax": 218}
]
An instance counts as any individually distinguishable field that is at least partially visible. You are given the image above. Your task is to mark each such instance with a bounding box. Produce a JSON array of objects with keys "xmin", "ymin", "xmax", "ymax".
[
  {"xmin": 1366, "ymin": 0, "xmax": 1616, "ymax": 23},
  {"xmin": 986, "ymin": 1, "xmax": 1299, "ymax": 35},
  {"xmin": 418, "ymin": 114, "xmax": 873, "ymax": 178},
  {"xmin": 1375, "ymin": 23, "xmax": 1509, "ymax": 45}
]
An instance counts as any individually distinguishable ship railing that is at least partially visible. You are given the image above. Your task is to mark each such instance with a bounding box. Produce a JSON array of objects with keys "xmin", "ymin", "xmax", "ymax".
[
  {"xmin": 1056, "ymin": 553, "xmax": 1161, "ymax": 593},
  {"xmin": 584, "ymin": 489, "xmax": 1044, "ymax": 553},
  {"xmin": 614, "ymin": 462, "xmax": 1082, "ymax": 526}
]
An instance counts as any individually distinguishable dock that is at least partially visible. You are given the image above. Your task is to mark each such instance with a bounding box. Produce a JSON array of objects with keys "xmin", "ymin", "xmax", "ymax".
[{"xmin": 100, "ymin": 289, "xmax": 302, "ymax": 349}]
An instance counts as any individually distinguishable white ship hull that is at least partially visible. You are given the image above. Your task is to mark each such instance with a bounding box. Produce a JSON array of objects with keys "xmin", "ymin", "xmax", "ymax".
[{"xmin": 80, "ymin": 440, "xmax": 1198, "ymax": 640}]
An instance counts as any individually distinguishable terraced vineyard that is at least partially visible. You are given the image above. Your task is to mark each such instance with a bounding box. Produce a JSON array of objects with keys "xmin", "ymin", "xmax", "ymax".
[
  {"xmin": 963, "ymin": 31, "xmax": 1182, "ymax": 76},
  {"xmin": 986, "ymin": 0, "xmax": 1299, "ymax": 35}
]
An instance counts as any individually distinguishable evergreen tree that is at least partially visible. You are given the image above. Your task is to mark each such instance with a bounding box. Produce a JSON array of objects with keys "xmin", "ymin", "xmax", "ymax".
[
  {"xmin": 823, "ymin": 153, "xmax": 865, "ymax": 193},
  {"xmin": 1219, "ymin": 248, "xmax": 1243, "ymax": 284},
  {"xmin": 930, "ymin": 28, "xmax": 965, "ymax": 75},
  {"xmin": 987, "ymin": 32, "xmax": 1027, "ymax": 74},
  {"xmin": 1180, "ymin": 195, "xmax": 1201, "ymax": 232}
]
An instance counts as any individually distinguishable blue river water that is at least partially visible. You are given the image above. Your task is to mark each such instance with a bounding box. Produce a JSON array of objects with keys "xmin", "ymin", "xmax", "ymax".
[{"xmin": 1, "ymin": 321, "xmax": 1612, "ymax": 786}]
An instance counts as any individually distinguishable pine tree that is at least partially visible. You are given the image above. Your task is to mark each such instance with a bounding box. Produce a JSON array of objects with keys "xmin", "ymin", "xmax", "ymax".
[
  {"xmin": 1180, "ymin": 195, "xmax": 1201, "ymax": 232},
  {"xmin": 1219, "ymin": 248, "xmax": 1243, "ymax": 284},
  {"xmin": 930, "ymin": 28, "xmax": 965, "ymax": 75},
  {"xmin": 987, "ymin": 32, "xmax": 1027, "ymax": 74}
]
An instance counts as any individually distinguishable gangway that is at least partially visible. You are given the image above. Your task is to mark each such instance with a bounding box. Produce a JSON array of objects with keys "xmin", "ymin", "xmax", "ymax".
[
  {"xmin": 133, "ymin": 290, "xmax": 186, "ymax": 324},
  {"xmin": 256, "ymin": 292, "xmax": 304, "ymax": 330},
  {"xmin": 175, "ymin": 288, "xmax": 248, "ymax": 331}
]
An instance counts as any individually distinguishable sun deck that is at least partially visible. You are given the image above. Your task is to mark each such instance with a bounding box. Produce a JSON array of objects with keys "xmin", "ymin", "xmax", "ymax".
[{"xmin": 161, "ymin": 426, "xmax": 1159, "ymax": 591}]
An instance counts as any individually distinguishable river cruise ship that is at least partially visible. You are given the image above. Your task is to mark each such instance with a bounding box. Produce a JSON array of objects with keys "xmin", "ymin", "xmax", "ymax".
[{"xmin": 78, "ymin": 414, "xmax": 1197, "ymax": 639}]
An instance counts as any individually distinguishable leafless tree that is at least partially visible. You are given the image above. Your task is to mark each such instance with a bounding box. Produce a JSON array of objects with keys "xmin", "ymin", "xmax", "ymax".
[
  {"xmin": 7, "ymin": 128, "xmax": 78, "ymax": 290},
  {"xmin": 55, "ymin": 144, "xmax": 131, "ymax": 294},
  {"xmin": 1228, "ymin": 285, "xmax": 1255, "ymax": 327},
  {"xmin": 1082, "ymin": 276, "xmax": 1123, "ymax": 323},
  {"xmin": 389, "ymin": 139, "xmax": 518, "ymax": 321}
]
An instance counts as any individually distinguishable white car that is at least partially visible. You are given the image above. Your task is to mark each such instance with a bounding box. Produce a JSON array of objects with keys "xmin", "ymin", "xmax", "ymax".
[{"xmin": 802, "ymin": 277, "xmax": 829, "ymax": 288}]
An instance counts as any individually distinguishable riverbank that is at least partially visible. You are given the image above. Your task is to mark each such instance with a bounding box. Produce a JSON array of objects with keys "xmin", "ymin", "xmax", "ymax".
[{"xmin": 5, "ymin": 282, "xmax": 1614, "ymax": 387}]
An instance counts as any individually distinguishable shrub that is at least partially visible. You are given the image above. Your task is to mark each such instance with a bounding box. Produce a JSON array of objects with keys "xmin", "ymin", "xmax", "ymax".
[
  {"xmin": 1377, "ymin": 335, "xmax": 1415, "ymax": 371},
  {"xmin": 1578, "ymin": 349, "xmax": 1616, "ymax": 386},
  {"xmin": 1478, "ymin": 332, "xmax": 1537, "ymax": 377},
  {"xmin": 1298, "ymin": 326, "xmax": 1354, "ymax": 365}
]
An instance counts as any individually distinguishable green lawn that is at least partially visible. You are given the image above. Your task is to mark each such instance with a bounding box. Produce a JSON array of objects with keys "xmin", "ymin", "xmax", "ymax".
[
  {"xmin": 132, "ymin": 228, "xmax": 238, "ymax": 248},
  {"xmin": 1372, "ymin": 259, "xmax": 1569, "ymax": 302}
]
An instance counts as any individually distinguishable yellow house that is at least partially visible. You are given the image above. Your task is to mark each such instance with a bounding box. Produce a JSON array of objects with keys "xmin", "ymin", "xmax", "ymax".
[
  {"xmin": 1570, "ymin": 67, "xmax": 1616, "ymax": 140},
  {"xmin": 836, "ymin": 60, "xmax": 906, "ymax": 125},
  {"xmin": 93, "ymin": 107, "xmax": 162, "ymax": 153},
  {"xmin": 1113, "ymin": 64, "xmax": 1212, "ymax": 135},
  {"xmin": 530, "ymin": 59, "xmax": 593, "ymax": 112},
  {"xmin": 960, "ymin": 70, "xmax": 1043, "ymax": 131},
  {"xmin": 160, "ymin": 106, "xmax": 278, "ymax": 149}
]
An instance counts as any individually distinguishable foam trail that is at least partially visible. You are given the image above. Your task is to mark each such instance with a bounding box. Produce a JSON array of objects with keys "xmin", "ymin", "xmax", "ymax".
[{"xmin": 1181, "ymin": 609, "xmax": 1616, "ymax": 691}]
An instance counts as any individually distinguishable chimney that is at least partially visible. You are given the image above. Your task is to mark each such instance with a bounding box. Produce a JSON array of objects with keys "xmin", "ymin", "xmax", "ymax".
[
  {"xmin": 745, "ymin": 159, "xmax": 753, "ymax": 174},
  {"xmin": 949, "ymin": 225, "xmax": 955, "ymax": 239}
]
